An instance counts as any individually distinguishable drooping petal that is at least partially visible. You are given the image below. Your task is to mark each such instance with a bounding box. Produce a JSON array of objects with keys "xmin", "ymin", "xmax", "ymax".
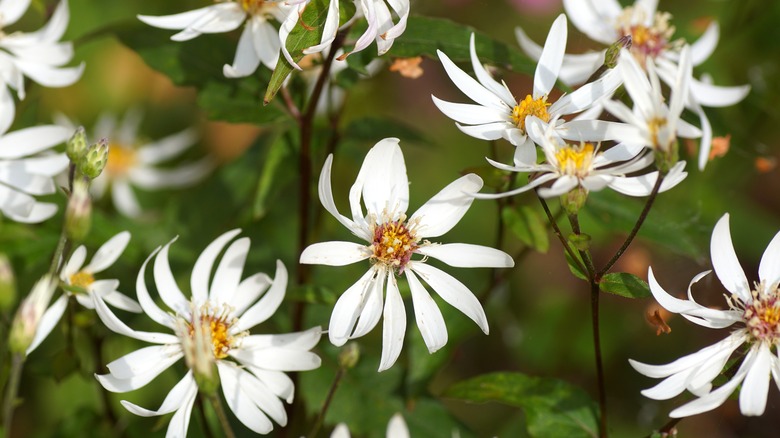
[
  {"xmin": 689, "ymin": 21, "xmax": 720, "ymax": 66},
  {"xmin": 405, "ymin": 270, "xmax": 448, "ymax": 353},
  {"xmin": 106, "ymin": 344, "xmax": 183, "ymax": 380},
  {"xmin": 710, "ymin": 214, "xmax": 751, "ymax": 302},
  {"xmin": 0, "ymin": 125, "xmax": 70, "ymax": 159},
  {"xmin": 111, "ymin": 180, "xmax": 141, "ymax": 218},
  {"xmin": 119, "ymin": 371, "xmax": 197, "ymax": 417},
  {"xmin": 299, "ymin": 241, "xmax": 370, "ymax": 266},
  {"xmin": 431, "ymin": 96, "xmax": 510, "ymax": 126},
  {"xmin": 410, "ymin": 174, "xmax": 482, "ymax": 238},
  {"xmin": 223, "ymin": 23, "xmax": 261, "ymax": 78},
  {"xmin": 100, "ymin": 290, "xmax": 143, "ymax": 313},
  {"xmin": 92, "ymin": 294, "xmax": 178, "ymax": 344},
  {"xmin": 153, "ymin": 238, "xmax": 190, "ymax": 315},
  {"xmin": 218, "ymin": 363, "xmax": 275, "ymax": 434},
  {"xmin": 317, "ymin": 154, "xmax": 361, "ymax": 237},
  {"xmin": 135, "ymin": 246, "xmax": 177, "ymax": 329},
  {"xmin": 96, "ymin": 348, "xmax": 183, "ymax": 393},
  {"xmin": 436, "ymin": 43, "xmax": 510, "ymax": 110},
  {"xmin": 417, "ymin": 243, "xmax": 514, "ymax": 268},
  {"xmin": 758, "ymin": 228, "xmax": 780, "ymax": 286},
  {"xmin": 233, "ymin": 260, "xmax": 288, "ymax": 332},
  {"xmin": 327, "ymin": 269, "xmax": 377, "ymax": 346},
  {"xmin": 351, "ymin": 272, "xmax": 385, "ymax": 339},
  {"xmin": 190, "ymin": 229, "xmax": 242, "ymax": 304}
]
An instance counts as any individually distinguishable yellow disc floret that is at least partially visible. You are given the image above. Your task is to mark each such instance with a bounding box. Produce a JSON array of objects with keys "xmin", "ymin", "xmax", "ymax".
[
  {"xmin": 512, "ymin": 95, "xmax": 550, "ymax": 133},
  {"xmin": 105, "ymin": 144, "xmax": 137, "ymax": 177},
  {"xmin": 744, "ymin": 282, "xmax": 780, "ymax": 343},
  {"xmin": 555, "ymin": 143, "xmax": 595, "ymax": 178},
  {"xmin": 370, "ymin": 216, "xmax": 420, "ymax": 273},
  {"xmin": 239, "ymin": 0, "xmax": 269, "ymax": 15},
  {"xmin": 185, "ymin": 303, "xmax": 243, "ymax": 360},
  {"xmin": 615, "ymin": 7, "xmax": 677, "ymax": 65},
  {"xmin": 69, "ymin": 271, "xmax": 95, "ymax": 290}
]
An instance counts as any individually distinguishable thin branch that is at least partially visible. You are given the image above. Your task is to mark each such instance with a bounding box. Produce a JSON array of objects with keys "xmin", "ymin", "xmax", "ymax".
[
  {"xmin": 590, "ymin": 281, "xmax": 608, "ymax": 438},
  {"xmin": 308, "ymin": 366, "xmax": 346, "ymax": 438},
  {"xmin": 537, "ymin": 194, "xmax": 588, "ymax": 276}
]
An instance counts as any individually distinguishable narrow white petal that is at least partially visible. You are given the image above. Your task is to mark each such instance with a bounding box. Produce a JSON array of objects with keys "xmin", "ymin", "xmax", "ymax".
[
  {"xmin": 137, "ymin": 7, "xmax": 215, "ymax": 30},
  {"xmin": 455, "ymin": 122, "xmax": 509, "ymax": 141},
  {"xmin": 669, "ymin": 353, "xmax": 753, "ymax": 418},
  {"xmin": 630, "ymin": 331, "xmax": 745, "ymax": 379},
  {"xmin": 549, "ymin": 69, "xmax": 621, "ymax": 116},
  {"xmin": 218, "ymin": 363, "xmax": 274, "ymax": 434},
  {"xmin": 247, "ymin": 368, "xmax": 295, "ymax": 404},
  {"xmin": 410, "ymin": 174, "xmax": 482, "ymax": 239},
  {"xmin": 100, "ymin": 290, "xmax": 142, "ymax": 313},
  {"xmin": 153, "ymin": 239, "xmax": 190, "ymax": 315},
  {"xmin": 85, "ymin": 231, "xmax": 130, "ymax": 273},
  {"xmin": 238, "ymin": 327, "xmax": 322, "ymax": 351},
  {"xmin": 410, "ymin": 263, "xmax": 488, "ymax": 335},
  {"xmin": 436, "ymin": 44, "xmax": 509, "ymax": 110},
  {"xmin": 533, "ymin": 14, "xmax": 567, "ymax": 98},
  {"xmin": 209, "ymin": 237, "xmax": 250, "ymax": 304},
  {"xmin": 111, "ymin": 180, "xmax": 142, "ymax": 218},
  {"xmin": 26, "ymin": 295, "xmax": 67, "ymax": 354},
  {"xmin": 351, "ymin": 273, "xmax": 385, "ymax": 339},
  {"xmin": 739, "ymin": 343, "xmax": 772, "ymax": 416},
  {"xmin": 163, "ymin": 382, "xmax": 197, "ymax": 438},
  {"xmin": 469, "ymin": 35, "xmax": 516, "ymax": 104},
  {"xmin": 135, "ymin": 246, "xmax": 177, "ymax": 329},
  {"xmin": 93, "ymin": 294, "xmax": 178, "ymax": 344},
  {"xmin": 327, "ymin": 269, "xmax": 377, "ymax": 346},
  {"xmin": 119, "ymin": 372, "xmax": 196, "ymax": 417},
  {"xmin": 62, "ymin": 246, "xmax": 87, "ymax": 278},
  {"xmin": 318, "ymin": 154, "xmax": 361, "ymax": 236},
  {"xmin": 758, "ymin": 229, "xmax": 780, "ymax": 286},
  {"xmin": 233, "ymin": 260, "xmax": 287, "ymax": 332},
  {"xmin": 562, "ymin": 0, "xmax": 618, "ymax": 45},
  {"xmin": 331, "ymin": 424, "xmax": 351, "ymax": 438},
  {"xmin": 190, "ymin": 229, "xmax": 242, "ymax": 304},
  {"xmin": 689, "ymin": 80, "xmax": 750, "ymax": 108},
  {"xmin": 299, "ymin": 241, "xmax": 370, "ymax": 266},
  {"xmin": 0, "ymin": 0, "xmax": 31, "ymax": 26},
  {"xmin": 405, "ymin": 270, "xmax": 448, "ymax": 353},
  {"xmin": 223, "ymin": 23, "xmax": 261, "ymax": 78},
  {"xmin": 107, "ymin": 344, "xmax": 182, "ymax": 379},
  {"xmin": 0, "ymin": 125, "xmax": 70, "ymax": 159},
  {"xmin": 232, "ymin": 348, "xmax": 321, "ymax": 371},
  {"xmin": 233, "ymin": 272, "xmax": 272, "ymax": 316},
  {"xmin": 710, "ymin": 214, "xmax": 751, "ymax": 302},
  {"xmin": 537, "ymin": 175, "xmax": 578, "ymax": 198},
  {"xmin": 379, "ymin": 274, "xmax": 406, "ymax": 371},
  {"xmin": 136, "ymin": 128, "xmax": 198, "ymax": 165},
  {"xmin": 431, "ymin": 96, "xmax": 510, "ymax": 125},
  {"xmin": 357, "ymin": 138, "xmax": 409, "ymax": 218},
  {"xmin": 96, "ymin": 350, "xmax": 183, "ymax": 393},
  {"xmin": 690, "ymin": 21, "xmax": 719, "ymax": 66},
  {"xmin": 417, "ymin": 243, "xmax": 514, "ymax": 268}
]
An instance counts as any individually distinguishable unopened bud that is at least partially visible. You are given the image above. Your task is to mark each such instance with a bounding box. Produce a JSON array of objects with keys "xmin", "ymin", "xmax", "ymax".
[
  {"xmin": 0, "ymin": 254, "xmax": 15, "ymax": 312},
  {"xmin": 8, "ymin": 275, "xmax": 58, "ymax": 355},
  {"xmin": 560, "ymin": 186, "xmax": 589, "ymax": 216},
  {"xmin": 66, "ymin": 126, "xmax": 88, "ymax": 163},
  {"xmin": 654, "ymin": 140, "xmax": 679, "ymax": 175},
  {"xmin": 338, "ymin": 342, "xmax": 360, "ymax": 369},
  {"xmin": 65, "ymin": 179, "xmax": 92, "ymax": 242},
  {"xmin": 605, "ymin": 35, "xmax": 632, "ymax": 69},
  {"xmin": 78, "ymin": 138, "xmax": 109, "ymax": 179}
]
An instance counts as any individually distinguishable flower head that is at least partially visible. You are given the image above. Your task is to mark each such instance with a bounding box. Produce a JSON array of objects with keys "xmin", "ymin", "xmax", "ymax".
[
  {"xmin": 8, "ymin": 275, "xmax": 57, "ymax": 355},
  {"xmin": 59, "ymin": 111, "xmax": 212, "ymax": 218},
  {"xmin": 432, "ymin": 17, "xmax": 622, "ymax": 166},
  {"xmin": 95, "ymin": 230, "xmax": 322, "ymax": 436},
  {"xmin": 630, "ymin": 213, "xmax": 780, "ymax": 417},
  {"xmin": 300, "ymin": 138, "xmax": 514, "ymax": 371},
  {"xmin": 138, "ymin": 1, "xmax": 292, "ymax": 77}
]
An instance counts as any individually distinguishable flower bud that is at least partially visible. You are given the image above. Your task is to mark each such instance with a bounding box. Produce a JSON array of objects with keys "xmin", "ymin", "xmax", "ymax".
[
  {"xmin": 78, "ymin": 138, "xmax": 109, "ymax": 179},
  {"xmin": 560, "ymin": 186, "xmax": 589, "ymax": 216},
  {"xmin": 0, "ymin": 253, "xmax": 15, "ymax": 312},
  {"xmin": 8, "ymin": 275, "xmax": 58, "ymax": 355},
  {"xmin": 654, "ymin": 139, "xmax": 679, "ymax": 175},
  {"xmin": 66, "ymin": 126, "xmax": 88, "ymax": 163},
  {"xmin": 605, "ymin": 35, "xmax": 632, "ymax": 69},
  {"xmin": 65, "ymin": 179, "xmax": 92, "ymax": 242},
  {"xmin": 338, "ymin": 342, "xmax": 360, "ymax": 369}
]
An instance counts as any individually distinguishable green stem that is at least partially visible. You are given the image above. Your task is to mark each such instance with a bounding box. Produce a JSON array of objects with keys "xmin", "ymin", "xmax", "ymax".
[
  {"xmin": 208, "ymin": 394, "xmax": 235, "ymax": 438},
  {"xmin": 308, "ymin": 366, "xmax": 346, "ymax": 438},
  {"xmin": 590, "ymin": 281, "xmax": 607, "ymax": 438},
  {"xmin": 597, "ymin": 174, "xmax": 664, "ymax": 280},
  {"xmin": 2, "ymin": 353, "xmax": 25, "ymax": 438},
  {"xmin": 537, "ymin": 195, "xmax": 588, "ymax": 277},
  {"xmin": 645, "ymin": 418, "xmax": 681, "ymax": 438},
  {"xmin": 196, "ymin": 395, "xmax": 216, "ymax": 438}
]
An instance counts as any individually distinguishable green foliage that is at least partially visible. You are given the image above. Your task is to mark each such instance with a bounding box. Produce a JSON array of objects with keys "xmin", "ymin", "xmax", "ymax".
[
  {"xmin": 444, "ymin": 372, "xmax": 599, "ymax": 438},
  {"xmin": 598, "ymin": 272, "xmax": 651, "ymax": 299},
  {"xmin": 503, "ymin": 205, "xmax": 550, "ymax": 253}
]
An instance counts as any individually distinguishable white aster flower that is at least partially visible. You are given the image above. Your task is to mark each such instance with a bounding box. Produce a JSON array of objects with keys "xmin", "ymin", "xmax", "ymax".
[
  {"xmin": 476, "ymin": 117, "xmax": 687, "ymax": 199},
  {"xmin": 516, "ymin": 0, "xmax": 750, "ymax": 169},
  {"xmin": 630, "ymin": 213, "xmax": 780, "ymax": 418},
  {"xmin": 0, "ymin": 109, "xmax": 69, "ymax": 223},
  {"xmin": 332, "ymin": 412, "xmax": 410, "ymax": 438},
  {"xmin": 279, "ymin": 0, "xmax": 409, "ymax": 69},
  {"xmin": 60, "ymin": 111, "xmax": 212, "ymax": 218},
  {"xmin": 432, "ymin": 16, "xmax": 623, "ymax": 166},
  {"xmin": 0, "ymin": 0, "xmax": 84, "ymax": 120},
  {"xmin": 26, "ymin": 231, "xmax": 140, "ymax": 355},
  {"xmin": 95, "ymin": 229, "xmax": 322, "ymax": 436},
  {"xmin": 300, "ymin": 138, "xmax": 514, "ymax": 371},
  {"xmin": 601, "ymin": 46, "xmax": 701, "ymax": 164},
  {"xmin": 138, "ymin": 1, "xmax": 293, "ymax": 77}
]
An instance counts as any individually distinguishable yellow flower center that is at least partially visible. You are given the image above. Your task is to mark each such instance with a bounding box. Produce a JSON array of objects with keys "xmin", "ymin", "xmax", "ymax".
[
  {"xmin": 105, "ymin": 144, "xmax": 137, "ymax": 177},
  {"xmin": 511, "ymin": 95, "xmax": 550, "ymax": 133},
  {"xmin": 615, "ymin": 7, "xmax": 677, "ymax": 65},
  {"xmin": 647, "ymin": 117, "xmax": 672, "ymax": 151},
  {"xmin": 69, "ymin": 271, "xmax": 95, "ymax": 290},
  {"xmin": 744, "ymin": 283, "xmax": 780, "ymax": 343},
  {"xmin": 185, "ymin": 304, "xmax": 242, "ymax": 360},
  {"xmin": 239, "ymin": 0, "xmax": 269, "ymax": 15},
  {"xmin": 555, "ymin": 143, "xmax": 595, "ymax": 178},
  {"xmin": 371, "ymin": 217, "xmax": 420, "ymax": 273}
]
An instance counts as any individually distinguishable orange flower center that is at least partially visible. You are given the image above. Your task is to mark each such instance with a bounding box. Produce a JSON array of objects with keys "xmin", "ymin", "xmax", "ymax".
[
  {"xmin": 744, "ymin": 283, "xmax": 780, "ymax": 343},
  {"xmin": 371, "ymin": 218, "xmax": 419, "ymax": 273}
]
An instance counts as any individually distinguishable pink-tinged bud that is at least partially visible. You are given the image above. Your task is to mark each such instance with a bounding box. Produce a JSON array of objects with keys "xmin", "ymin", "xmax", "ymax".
[
  {"xmin": 65, "ymin": 179, "xmax": 92, "ymax": 242},
  {"xmin": 8, "ymin": 275, "xmax": 57, "ymax": 355},
  {"xmin": 0, "ymin": 253, "xmax": 15, "ymax": 312}
]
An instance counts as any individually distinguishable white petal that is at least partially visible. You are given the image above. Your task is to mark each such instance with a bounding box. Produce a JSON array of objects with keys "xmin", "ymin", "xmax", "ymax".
[
  {"xmin": 356, "ymin": 138, "xmax": 409, "ymax": 218},
  {"xmin": 562, "ymin": 0, "xmax": 618, "ymax": 45},
  {"xmin": 557, "ymin": 119, "xmax": 645, "ymax": 144},
  {"xmin": 690, "ymin": 21, "xmax": 719, "ymax": 66},
  {"xmin": 318, "ymin": 154, "xmax": 362, "ymax": 237},
  {"xmin": 351, "ymin": 273, "xmax": 385, "ymax": 339},
  {"xmin": 26, "ymin": 294, "xmax": 67, "ymax": 354},
  {"xmin": 0, "ymin": 125, "xmax": 70, "ymax": 159},
  {"xmin": 238, "ymin": 327, "xmax": 322, "ymax": 351},
  {"xmin": 164, "ymin": 381, "xmax": 198, "ymax": 438},
  {"xmin": 759, "ymin": 229, "xmax": 780, "ymax": 286},
  {"xmin": 247, "ymin": 368, "xmax": 295, "ymax": 404},
  {"xmin": 223, "ymin": 23, "xmax": 261, "ymax": 78},
  {"xmin": 740, "ymin": 343, "xmax": 772, "ymax": 416},
  {"xmin": 135, "ymin": 245, "xmax": 177, "ymax": 329},
  {"xmin": 233, "ymin": 272, "xmax": 272, "ymax": 316},
  {"xmin": 549, "ymin": 68, "xmax": 621, "ymax": 116},
  {"xmin": 431, "ymin": 96, "xmax": 510, "ymax": 125},
  {"xmin": 378, "ymin": 274, "xmax": 406, "ymax": 372},
  {"xmin": 410, "ymin": 174, "xmax": 482, "ymax": 238},
  {"xmin": 100, "ymin": 290, "xmax": 142, "ymax": 313},
  {"xmin": 689, "ymin": 79, "xmax": 750, "ymax": 108},
  {"xmin": 630, "ymin": 331, "xmax": 745, "ymax": 379},
  {"xmin": 153, "ymin": 239, "xmax": 190, "ymax": 314},
  {"xmin": 387, "ymin": 413, "xmax": 410, "ymax": 438},
  {"xmin": 331, "ymin": 424, "xmax": 351, "ymax": 438},
  {"xmin": 410, "ymin": 263, "xmax": 488, "ymax": 335},
  {"xmin": 119, "ymin": 372, "xmax": 196, "ymax": 417},
  {"xmin": 107, "ymin": 344, "xmax": 182, "ymax": 380},
  {"xmin": 710, "ymin": 214, "xmax": 751, "ymax": 302},
  {"xmin": 436, "ymin": 44, "xmax": 509, "ymax": 110},
  {"xmin": 299, "ymin": 241, "xmax": 370, "ymax": 266},
  {"xmin": 218, "ymin": 363, "xmax": 274, "ymax": 434},
  {"xmin": 62, "ymin": 245, "xmax": 87, "ymax": 278},
  {"xmin": 209, "ymin": 236, "xmax": 250, "ymax": 304},
  {"xmin": 468, "ymin": 35, "xmax": 516, "ymax": 104},
  {"xmin": 405, "ymin": 270, "xmax": 448, "ymax": 353},
  {"xmin": 136, "ymin": 128, "xmax": 198, "ymax": 165},
  {"xmin": 111, "ymin": 180, "xmax": 141, "ymax": 218},
  {"xmin": 96, "ymin": 349, "xmax": 183, "ymax": 393},
  {"xmin": 137, "ymin": 7, "xmax": 215, "ymax": 30},
  {"xmin": 327, "ymin": 269, "xmax": 377, "ymax": 346},
  {"xmin": 533, "ymin": 14, "xmax": 567, "ymax": 98},
  {"xmin": 190, "ymin": 229, "xmax": 241, "ymax": 304},
  {"xmin": 537, "ymin": 174, "xmax": 578, "ymax": 198},
  {"xmin": 92, "ymin": 294, "xmax": 178, "ymax": 344},
  {"xmin": 233, "ymin": 260, "xmax": 287, "ymax": 332},
  {"xmin": 232, "ymin": 348, "xmax": 321, "ymax": 371},
  {"xmin": 455, "ymin": 122, "xmax": 509, "ymax": 141},
  {"xmin": 85, "ymin": 231, "xmax": 130, "ymax": 273},
  {"xmin": 417, "ymin": 243, "xmax": 513, "ymax": 268},
  {"xmin": 0, "ymin": 0, "xmax": 31, "ymax": 26}
]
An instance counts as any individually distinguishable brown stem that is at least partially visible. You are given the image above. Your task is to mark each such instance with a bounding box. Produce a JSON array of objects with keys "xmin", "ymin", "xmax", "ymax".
[
  {"xmin": 537, "ymin": 194, "xmax": 588, "ymax": 276},
  {"xmin": 590, "ymin": 280, "xmax": 608, "ymax": 438},
  {"xmin": 308, "ymin": 366, "xmax": 346, "ymax": 438}
]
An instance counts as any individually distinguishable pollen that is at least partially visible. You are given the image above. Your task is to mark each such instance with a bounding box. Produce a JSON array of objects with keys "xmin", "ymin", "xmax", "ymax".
[
  {"xmin": 187, "ymin": 304, "xmax": 242, "ymax": 360},
  {"xmin": 105, "ymin": 144, "xmax": 137, "ymax": 177},
  {"xmin": 239, "ymin": 0, "xmax": 269, "ymax": 15},
  {"xmin": 555, "ymin": 143, "xmax": 595, "ymax": 178},
  {"xmin": 744, "ymin": 282, "xmax": 780, "ymax": 343},
  {"xmin": 370, "ymin": 217, "xmax": 420, "ymax": 272},
  {"xmin": 615, "ymin": 7, "xmax": 677, "ymax": 65},
  {"xmin": 69, "ymin": 271, "xmax": 95, "ymax": 290},
  {"xmin": 511, "ymin": 95, "xmax": 550, "ymax": 133}
]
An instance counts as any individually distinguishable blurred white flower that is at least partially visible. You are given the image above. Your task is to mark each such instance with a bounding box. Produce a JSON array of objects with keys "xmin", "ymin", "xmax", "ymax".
[
  {"xmin": 8, "ymin": 275, "xmax": 57, "ymax": 355},
  {"xmin": 59, "ymin": 111, "xmax": 212, "ymax": 218},
  {"xmin": 432, "ymin": 17, "xmax": 623, "ymax": 166},
  {"xmin": 516, "ymin": 0, "xmax": 750, "ymax": 169},
  {"xmin": 300, "ymin": 138, "xmax": 514, "ymax": 371},
  {"xmin": 95, "ymin": 229, "xmax": 322, "ymax": 436},
  {"xmin": 475, "ymin": 117, "xmax": 687, "ymax": 199},
  {"xmin": 26, "ymin": 231, "xmax": 140, "ymax": 355},
  {"xmin": 630, "ymin": 213, "xmax": 780, "ymax": 417},
  {"xmin": 0, "ymin": 0, "xmax": 84, "ymax": 123},
  {"xmin": 332, "ymin": 412, "xmax": 410, "ymax": 438},
  {"xmin": 280, "ymin": 0, "xmax": 409, "ymax": 69},
  {"xmin": 138, "ymin": 0, "xmax": 293, "ymax": 77},
  {"xmin": 0, "ymin": 108, "xmax": 69, "ymax": 223}
]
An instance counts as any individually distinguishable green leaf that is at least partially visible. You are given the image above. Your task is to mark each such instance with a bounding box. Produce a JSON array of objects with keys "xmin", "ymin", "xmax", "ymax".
[
  {"xmin": 390, "ymin": 16, "xmax": 537, "ymax": 77},
  {"xmin": 343, "ymin": 117, "xmax": 429, "ymax": 145},
  {"xmin": 444, "ymin": 372, "xmax": 599, "ymax": 438},
  {"xmin": 565, "ymin": 251, "xmax": 587, "ymax": 281},
  {"xmin": 598, "ymin": 272, "xmax": 651, "ymax": 299},
  {"xmin": 503, "ymin": 205, "xmax": 549, "ymax": 253},
  {"xmin": 252, "ymin": 132, "xmax": 292, "ymax": 220},
  {"xmin": 198, "ymin": 81, "xmax": 286, "ymax": 124},
  {"xmin": 265, "ymin": 0, "xmax": 356, "ymax": 103}
]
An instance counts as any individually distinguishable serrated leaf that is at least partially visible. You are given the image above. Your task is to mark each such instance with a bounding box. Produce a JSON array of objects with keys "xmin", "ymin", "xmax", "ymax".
[
  {"xmin": 444, "ymin": 372, "xmax": 598, "ymax": 438},
  {"xmin": 598, "ymin": 272, "xmax": 651, "ymax": 299},
  {"xmin": 390, "ymin": 16, "xmax": 536, "ymax": 77},
  {"xmin": 503, "ymin": 205, "xmax": 549, "ymax": 253}
]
